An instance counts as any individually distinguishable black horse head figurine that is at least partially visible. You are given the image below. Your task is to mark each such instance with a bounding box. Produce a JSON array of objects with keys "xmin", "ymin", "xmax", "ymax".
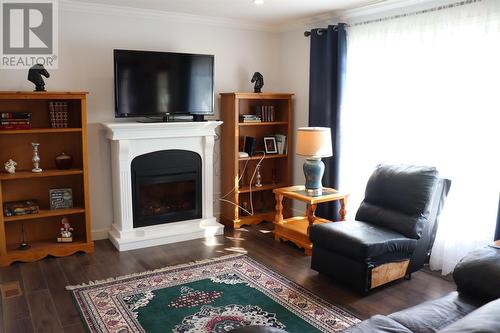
[
  {"xmin": 251, "ymin": 72, "xmax": 264, "ymax": 93},
  {"xmin": 28, "ymin": 64, "xmax": 50, "ymax": 92}
]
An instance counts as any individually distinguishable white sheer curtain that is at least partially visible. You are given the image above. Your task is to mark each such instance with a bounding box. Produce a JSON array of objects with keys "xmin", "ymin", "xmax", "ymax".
[{"xmin": 340, "ymin": 0, "xmax": 500, "ymax": 275}]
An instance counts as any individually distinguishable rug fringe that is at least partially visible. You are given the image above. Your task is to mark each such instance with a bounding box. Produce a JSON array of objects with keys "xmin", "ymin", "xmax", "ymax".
[{"xmin": 65, "ymin": 253, "xmax": 246, "ymax": 290}]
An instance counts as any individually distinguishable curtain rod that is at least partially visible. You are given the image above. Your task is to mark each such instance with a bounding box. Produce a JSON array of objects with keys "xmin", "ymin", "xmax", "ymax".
[{"xmin": 304, "ymin": 0, "xmax": 480, "ymax": 36}]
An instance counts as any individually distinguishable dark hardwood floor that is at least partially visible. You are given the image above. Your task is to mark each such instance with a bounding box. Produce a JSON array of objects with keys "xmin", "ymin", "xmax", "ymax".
[{"xmin": 0, "ymin": 222, "xmax": 456, "ymax": 333}]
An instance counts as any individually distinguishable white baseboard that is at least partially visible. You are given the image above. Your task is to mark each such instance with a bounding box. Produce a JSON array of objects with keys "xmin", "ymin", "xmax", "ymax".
[{"xmin": 92, "ymin": 228, "xmax": 110, "ymax": 241}]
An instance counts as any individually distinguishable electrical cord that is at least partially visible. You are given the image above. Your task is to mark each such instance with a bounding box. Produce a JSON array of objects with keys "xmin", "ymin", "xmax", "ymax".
[{"xmin": 218, "ymin": 151, "xmax": 266, "ymax": 216}]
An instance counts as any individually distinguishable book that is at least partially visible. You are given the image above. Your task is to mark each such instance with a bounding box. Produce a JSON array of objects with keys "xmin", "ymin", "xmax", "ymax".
[
  {"xmin": 0, "ymin": 124, "xmax": 31, "ymax": 130},
  {"xmin": 0, "ymin": 112, "xmax": 31, "ymax": 119},
  {"xmin": 242, "ymin": 118, "xmax": 262, "ymax": 123},
  {"xmin": 49, "ymin": 188, "xmax": 73, "ymax": 209},
  {"xmin": 275, "ymin": 134, "xmax": 287, "ymax": 154},
  {"xmin": 244, "ymin": 136, "xmax": 256, "ymax": 156},
  {"xmin": 3, "ymin": 200, "xmax": 39, "ymax": 217},
  {"xmin": 1, "ymin": 121, "xmax": 31, "ymax": 125}
]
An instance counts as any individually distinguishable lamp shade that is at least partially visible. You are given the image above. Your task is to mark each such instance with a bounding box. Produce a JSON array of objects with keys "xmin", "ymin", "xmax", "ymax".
[{"xmin": 296, "ymin": 127, "xmax": 333, "ymax": 157}]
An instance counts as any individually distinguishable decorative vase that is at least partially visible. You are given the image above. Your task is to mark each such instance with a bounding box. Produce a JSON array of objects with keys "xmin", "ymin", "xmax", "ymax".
[{"xmin": 55, "ymin": 153, "xmax": 73, "ymax": 170}]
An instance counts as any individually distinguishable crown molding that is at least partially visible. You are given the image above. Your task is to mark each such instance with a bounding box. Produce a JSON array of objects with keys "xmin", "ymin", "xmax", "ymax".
[
  {"xmin": 60, "ymin": 0, "xmax": 281, "ymax": 33},
  {"xmin": 289, "ymin": 0, "xmax": 459, "ymax": 29}
]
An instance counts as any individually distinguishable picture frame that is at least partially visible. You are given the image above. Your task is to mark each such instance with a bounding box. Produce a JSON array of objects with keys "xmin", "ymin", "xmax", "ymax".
[
  {"xmin": 49, "ymin": 188, "xmax": 73, "ymax": 210},
  {"xmin": 264, "ymin": 136, "xmax": 278, "ymax": 154}
]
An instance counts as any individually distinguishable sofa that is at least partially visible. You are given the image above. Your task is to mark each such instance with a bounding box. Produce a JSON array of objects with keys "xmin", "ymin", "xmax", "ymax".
[
  {"xmin": 310, "ymin": 164, "xmax": 451, "ymax": 292},
  {"xmin": 344, "ymin": 245, "xmax": 500, "ymax": 333}
]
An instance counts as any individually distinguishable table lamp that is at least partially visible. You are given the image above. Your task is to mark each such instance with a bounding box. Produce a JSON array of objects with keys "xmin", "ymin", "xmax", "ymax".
[{"xmin": 296, "ymin": 127, "xmax": 333, "ymax": 196}]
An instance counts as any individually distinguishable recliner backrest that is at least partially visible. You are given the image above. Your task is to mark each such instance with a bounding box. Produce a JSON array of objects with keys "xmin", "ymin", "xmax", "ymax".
[{"xmin": 355, "ymin": 164, "xmax": 439, "ymax": 239}]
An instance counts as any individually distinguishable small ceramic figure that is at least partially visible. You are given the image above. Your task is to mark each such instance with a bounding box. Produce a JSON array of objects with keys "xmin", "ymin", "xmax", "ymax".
[
  {"xmin": 4, "ymin": 159, "xmax": 17, "ymax": 174},
  {"xmin": 58, "ymin": 217, "xmax": 74, "ymax": 242}
]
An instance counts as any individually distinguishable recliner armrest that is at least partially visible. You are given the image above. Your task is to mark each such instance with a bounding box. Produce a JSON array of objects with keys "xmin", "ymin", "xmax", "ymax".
[{"xmin": 453, "ymin": 246, "xmax": 500, "ymax": 302}]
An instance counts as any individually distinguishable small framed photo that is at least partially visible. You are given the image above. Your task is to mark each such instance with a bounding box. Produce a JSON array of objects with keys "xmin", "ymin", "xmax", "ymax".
[
  {"xmin": 49, "ymin": 188, "xmax": 73, "ymax": 210},
  {"xmin": 264, "ymin": 136, "xmax": 278, "ymax": 154}
]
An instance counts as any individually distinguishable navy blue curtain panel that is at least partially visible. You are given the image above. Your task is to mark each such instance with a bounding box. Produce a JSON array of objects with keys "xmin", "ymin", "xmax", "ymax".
[
  {"xmin": 308, "ymin": 24, "xmax": 347, "ymax": 221},
  {"xmin": 495, "ymin": 194, "xmax": 500, "ymax": 241}
]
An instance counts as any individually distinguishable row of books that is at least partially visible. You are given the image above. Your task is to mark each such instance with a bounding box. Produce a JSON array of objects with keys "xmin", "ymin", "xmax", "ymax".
[
  {"xmin": 0, "ymin": 112, "xmax": 32, "ymax": 130},
  {"xmin": 49, "ymin": 101, "xmax": 69, "ymax": 128},
  {"xmin": 240, "ymin": 105, "xmax": 278, "ymax": 123},
  {"xmin": 258, "ymin": 105, "xmax": 275, "ymax": 122}
]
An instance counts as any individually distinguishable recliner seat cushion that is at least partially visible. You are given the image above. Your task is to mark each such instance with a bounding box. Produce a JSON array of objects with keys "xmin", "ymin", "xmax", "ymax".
[
  {"xmin": 355, "ymin": 164, "xmax": 439, "ymax": 239},
  {"xmin": 310, "ymin": 220, "xmax": 416, "ymax": 262}
]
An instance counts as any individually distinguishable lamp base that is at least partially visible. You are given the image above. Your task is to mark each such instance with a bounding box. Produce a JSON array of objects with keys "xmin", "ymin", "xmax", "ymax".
[{"xmin": 303, "ymin": 157, "xmax": 325, "ymax": 197}]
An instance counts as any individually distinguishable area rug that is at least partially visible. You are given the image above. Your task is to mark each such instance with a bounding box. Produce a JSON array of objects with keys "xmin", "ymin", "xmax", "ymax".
[{"xmin": 67, "ymin": 254, "xmax": 360, "ymax": 333}]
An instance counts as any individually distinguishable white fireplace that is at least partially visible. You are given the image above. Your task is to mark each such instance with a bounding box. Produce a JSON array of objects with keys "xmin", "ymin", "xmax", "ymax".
[{"xmin": 102, "ymin": 121, "xmax": 224, "ymax": 251}]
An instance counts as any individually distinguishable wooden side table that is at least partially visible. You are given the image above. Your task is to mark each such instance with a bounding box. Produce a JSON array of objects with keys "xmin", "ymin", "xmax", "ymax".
[{"xmin": 272, "ymin": 185, "xmax": 348, "ymax": 255}]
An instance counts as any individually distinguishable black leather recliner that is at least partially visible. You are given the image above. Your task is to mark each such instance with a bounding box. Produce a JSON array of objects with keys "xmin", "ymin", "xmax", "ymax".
[{"xmin": 310, "ymin": 164, "xmax": 451, "ymax": 292}]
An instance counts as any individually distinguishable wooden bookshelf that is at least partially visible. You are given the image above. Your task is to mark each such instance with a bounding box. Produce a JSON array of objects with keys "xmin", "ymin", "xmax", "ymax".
[
  {"xmin": 0, "ymin": 91, "xmax": 94, "ymax": 266},
  {"xmin": 220, "ymin": 92, "xmax": 293, "ymax": 228}
]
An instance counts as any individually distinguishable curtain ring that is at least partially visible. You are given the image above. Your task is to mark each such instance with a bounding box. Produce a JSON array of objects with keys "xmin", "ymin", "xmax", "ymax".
[{"xmin": 317, "ymin": 29, "xmax": 324, "ymax": 36}]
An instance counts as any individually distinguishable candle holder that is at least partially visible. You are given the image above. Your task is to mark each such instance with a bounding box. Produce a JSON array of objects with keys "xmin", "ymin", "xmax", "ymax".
[
  {"xmin": 31, "ymin": 142, "xmax": 42, "ymax": 173},
  {"xmin": 255, "ymin": 164, "xmax": 263, "ymax": 187}
]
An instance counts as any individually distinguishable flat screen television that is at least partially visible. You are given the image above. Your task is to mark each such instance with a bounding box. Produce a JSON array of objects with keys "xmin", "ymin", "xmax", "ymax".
[{"xmin": 114, "ymin": 49, "xmax": 214, "ymax": 119}]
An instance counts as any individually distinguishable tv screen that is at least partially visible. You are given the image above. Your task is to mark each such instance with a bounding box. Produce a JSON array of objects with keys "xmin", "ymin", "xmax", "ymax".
[{"xmin": 114, "ymin": 50, "xmax": 214, "ymax": 117}]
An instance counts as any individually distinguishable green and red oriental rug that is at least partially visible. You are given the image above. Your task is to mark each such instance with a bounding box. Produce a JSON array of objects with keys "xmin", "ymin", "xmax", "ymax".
[{"xmin": 67, "ymin": 254, "xmax": 360, "ymax": 333}]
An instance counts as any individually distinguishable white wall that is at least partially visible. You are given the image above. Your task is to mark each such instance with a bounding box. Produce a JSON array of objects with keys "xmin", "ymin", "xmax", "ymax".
[
  {"xmin": 0, "ymin": 4, "xmax": 283, "ymax": 238},
  {"xmin": 277, "ymin": 29, "xmax": 310, "ymax": 213}
]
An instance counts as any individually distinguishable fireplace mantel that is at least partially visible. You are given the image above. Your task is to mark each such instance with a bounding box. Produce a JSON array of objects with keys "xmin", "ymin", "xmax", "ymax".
[{"xmin": 102, "ymin": 121, "xmax": 223, "ymax": 251}]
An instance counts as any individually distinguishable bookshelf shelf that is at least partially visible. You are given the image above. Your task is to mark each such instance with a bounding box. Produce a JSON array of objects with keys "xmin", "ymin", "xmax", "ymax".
[
  {"xmin": 220, "ymin": 92, "xmax": 293, "ymax": 229},
  {"xmin": 238, "ymin": 183, "xmax": 285, "ymax": 194},
  {"xmin": 0, "ymin": 169, "xmax": 83, "ymax": 180},
  {"xmin": 238, "ymin": 154, "xmax": 287, "ymax": 162},
  {"xmin": 238, "ymin": 121, "xmax": 288, "ymax": 126},
  {"xmin": 0, "ymin": 128, "xmax": 82, "ymax": 135},
  {"xmin": 4, "ymin": 207, "xmax": 86, "ymax": 222}
]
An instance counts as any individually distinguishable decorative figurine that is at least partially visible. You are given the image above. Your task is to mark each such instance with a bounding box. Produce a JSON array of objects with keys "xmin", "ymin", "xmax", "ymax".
[
  {"xmin": 31, "ymin": 143, "xmax": 42, "ymax": 173},
  {"xmin": 4, "ymin": 159, "xmax": 17, "ymax": 174},
  {"xmin": 251, "ymin": 72, "xmax": 264, "ymax": 93},
  {"xmin": 58, "ymin": 217, "xmax": 74, "ymax": 242},
  {"xmin": 255, "ymin": 164, "xmax": 263, "ymax": 187},
  {"xmin": 28, "ymin": 63, "xmax": 50, "ymax": 92},
  {"xmin": 19, "ymin": 224, "xmax": 30, "ymax": 250},
  {"xmin": 55, "ymin": 152, "xmax": 73, "ymax": 170}
]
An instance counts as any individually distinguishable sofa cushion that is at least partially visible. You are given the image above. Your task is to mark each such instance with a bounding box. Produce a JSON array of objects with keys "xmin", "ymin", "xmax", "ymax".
[
  {"xmin": 355, "ymin": 164, "xmax": 438, "ymax": 239},
  {"xmin": 453, "ymin": 246, "xmax": 500, "ymax": 302},
  {"xmin": 310, "ymin": 220, "xmax": 416, "ymax": 262},
  {"xmin": 438, "ymin": 298, "xmax": 500, "ymax": 333},
  {"xmin": 388, "ymin": 292, "xmax": 478, "ymax": 333},
  {"xmin": 342, "ymin": 315, "xmax": 414, "ymax": 333}
]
